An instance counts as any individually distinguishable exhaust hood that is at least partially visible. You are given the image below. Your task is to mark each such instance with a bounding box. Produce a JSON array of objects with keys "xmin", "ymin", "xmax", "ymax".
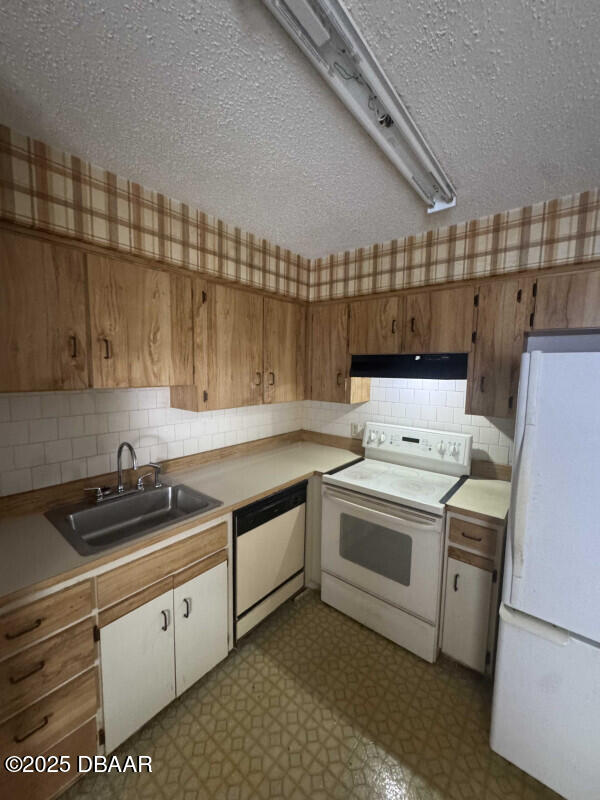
[{"xmin": 350, "ymin": 353, "xmax": 468, "ymax": 380}]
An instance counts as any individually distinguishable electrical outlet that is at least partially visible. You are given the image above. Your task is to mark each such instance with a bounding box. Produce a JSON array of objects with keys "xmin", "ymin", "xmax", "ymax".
[{"xmin": 350, "ymin": 423, "xmax": 364, "ymax": 439}]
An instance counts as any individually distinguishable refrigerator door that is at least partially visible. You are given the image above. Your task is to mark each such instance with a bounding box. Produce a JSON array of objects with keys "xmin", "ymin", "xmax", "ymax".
[
  {"xmin": 491, "ymin": 605, "xmax": 600, "ymax": 799},
  {"xmin": 508, "ymin": 350, "xmax": 600, "ymax": 641}
]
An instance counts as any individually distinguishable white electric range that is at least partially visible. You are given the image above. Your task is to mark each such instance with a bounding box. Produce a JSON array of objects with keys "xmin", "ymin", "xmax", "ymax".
[{"xmin": 321, "ymin": 422, "xmax": 472, "ymax": 662}]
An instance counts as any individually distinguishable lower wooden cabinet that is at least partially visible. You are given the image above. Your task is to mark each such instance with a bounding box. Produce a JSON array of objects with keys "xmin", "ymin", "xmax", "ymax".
[
  {"xmin": 442, "ymin": 557, "xmax": 493, "ymax": 673},
  {"xmin": 100, "ymin": 560, "xmax": 228, "ymax": 752}
]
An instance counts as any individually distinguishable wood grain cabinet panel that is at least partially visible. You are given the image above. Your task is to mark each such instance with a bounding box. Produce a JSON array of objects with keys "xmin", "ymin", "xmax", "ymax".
[
  {"xmin": 467, "ymin": 278, "xmax": 535, "ymax": 418},
  {"xmin": 0, "ymin": 581, "xmax": 93, "ymax": 660},
  {"xmin": 533, "ymin": 271, "xmax": 600, "ymax": 330},
  {"xmin": 0, "ymin": 619, "xmax": 96, "ymax": 722},
  {"xmin": 0, "ymin": 230, "xmax": 89, "ymax": 391},
  {"xmin": 348, "ymin": 297, "xmax": 402, "ymax": 354},
  {"xmin": 403, "ymin": 287, "xmax": 475, "ymax": 353},
  {"xmin": 207, "ymin": 284, "xmax": 264, "ymax": 410},
  {"xmin": 308, "ymin": 304, "xmax": 349, "ymax": 403},
  {"xmin": 87, "ymin": 255, "xmax": 193, "ymax": 388},
  {"xmin": 264, "ymin": 298, "xmax": 305, "ymax": 403},
  {"xmin": 170, "ymin": 278, "xmax": 210, "ymax": 412}
]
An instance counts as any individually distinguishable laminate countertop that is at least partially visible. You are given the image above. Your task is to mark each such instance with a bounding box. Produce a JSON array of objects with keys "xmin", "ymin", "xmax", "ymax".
[
  {"xmin": 446, "ymin": 477, "xmax": 511, "ymax": 524},
  {"xmin": 0, "ymin": 442, "xmax": 358, "ymax": 603}
]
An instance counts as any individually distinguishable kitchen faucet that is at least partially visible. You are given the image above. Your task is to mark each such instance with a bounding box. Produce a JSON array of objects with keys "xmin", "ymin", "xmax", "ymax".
[{"xmin": 117, "ymin": 441, "xmax": 138, "ymax": 494}]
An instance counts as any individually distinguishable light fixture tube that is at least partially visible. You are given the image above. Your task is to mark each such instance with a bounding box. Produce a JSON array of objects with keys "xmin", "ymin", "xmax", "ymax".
[{"xmin": 263, "ymin": 0, "xmax": 457, "ymax": 212}]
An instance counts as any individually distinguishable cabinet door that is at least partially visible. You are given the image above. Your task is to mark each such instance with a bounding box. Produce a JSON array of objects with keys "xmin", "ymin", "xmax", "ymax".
[
  {"xmin": 533, "ymin": 271, "xmax": 600, "ymax": 330},
  {"xmin": 264, "ymin": 298, "xmax": 305, "ymax": 403},
  {"xmin": 467, "ymin": 278, "xmax": 535, "ymax": 417},
  {"xmin": 101, "ymin": 590, "xmax": 175, "ymax": 752},
  {"xmin": 404, "ymin": 287, "xmax": 475, "ymax": 353},
  {"xmin": 87, "ymin": 255, "xmax": 130, "ymax": 388},
  {"xmin": 207, "ymin": 284, "xmax": 264, "ymax": 409},
  {"xmin": 348, "ymin": 296, "xmax": 401, "ymax": 354},
  {"xmin": 174, "ymin": 561, "xmax": 228, "ymax": 696},
  {"xmin": 309, "ymin": 303, "xmax": 348, "ymax": 402},
  {"xmin": 0, "ymin": 231, "xmax": 89, "ymax": 391},
  {"xmin": 442, "ymin": 557, "xmax": 492, "ymax": 673},
  {"xmin": 170, "ymin": 277, "xmax": 209, "ymax": 412}
]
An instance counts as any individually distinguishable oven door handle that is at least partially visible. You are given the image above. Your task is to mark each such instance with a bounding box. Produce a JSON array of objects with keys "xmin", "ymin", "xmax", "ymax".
[{"xmin": 322, "ymin": 485, "xmax": 441, "ymax": 529}]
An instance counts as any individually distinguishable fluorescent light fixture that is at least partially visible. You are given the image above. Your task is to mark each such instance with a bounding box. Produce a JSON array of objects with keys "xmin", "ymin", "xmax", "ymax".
[{"xmin": 263, "ymin": 0, "xmax": 457, "ymax": 213}]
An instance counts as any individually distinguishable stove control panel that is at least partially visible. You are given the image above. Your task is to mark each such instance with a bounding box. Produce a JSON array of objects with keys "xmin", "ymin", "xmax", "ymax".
[{"xmin": 363, "ymin": 423, "xmax": 472, "ymax": 477}]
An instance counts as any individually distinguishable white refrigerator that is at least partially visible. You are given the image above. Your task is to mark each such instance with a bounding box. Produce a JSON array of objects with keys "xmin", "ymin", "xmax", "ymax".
[{"xmin": 490, "ymin": 336, "xmax": 600, "ymax": 799}]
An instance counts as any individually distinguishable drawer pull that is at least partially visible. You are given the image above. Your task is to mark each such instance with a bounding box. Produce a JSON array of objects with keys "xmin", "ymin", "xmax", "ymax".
[
  {"xmin": 461, "ymin": 531, "xmax": 483, "ymax": 542},
  {"xmin": 5, "ymin": 618, "xmax": 43, "ymax": 640},
  {"xmin": 183, "ymin": 598, "xmax": 192, "ymax": 619},
  {"xmin": 9, "ymin": 660, "xmax": 45, "ymax": 685},
  {"xmin": 14, "ymin": 714, "xmax": 51, "ymax": 743}
]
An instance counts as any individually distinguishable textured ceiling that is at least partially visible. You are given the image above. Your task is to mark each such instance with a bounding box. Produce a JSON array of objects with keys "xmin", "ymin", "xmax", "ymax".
[{"xmin": 0, "ymin": 0, "xmax": 598, "ymax": 258}]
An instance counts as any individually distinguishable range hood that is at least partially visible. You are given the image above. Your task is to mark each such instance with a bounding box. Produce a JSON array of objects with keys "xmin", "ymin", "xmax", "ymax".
[{"xmin": 350, "ymin": 353, "xmax": 468, "ymax": 380}]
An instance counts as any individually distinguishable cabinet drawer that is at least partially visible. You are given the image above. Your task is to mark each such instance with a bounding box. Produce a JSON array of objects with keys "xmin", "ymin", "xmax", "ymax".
[
  {"xmin": 449, "ymin": 517, "xmax": 496, "ymax": 557},
  {"xmin": 0, "ymin": 581, "xmax": 94, "ymax": 660},
  {"xmin": 96, "ymin": 522, "xmax": 227, "ymax": 609},
  {"xmin": 0, "ymin": 619, "xmax": 96, "ymax": 722},
  {"xmin": 0, "ymin": 669, "xmax": 98, "ymax": 759},
  {"xmin": 0, "ymin": 717, "xmax": 97, "ymax": 800}
]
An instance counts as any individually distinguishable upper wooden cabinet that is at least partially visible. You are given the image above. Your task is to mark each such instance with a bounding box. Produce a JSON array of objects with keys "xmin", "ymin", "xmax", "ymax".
[
  {"xmin": 0, "ymin": 231, "xmax": 89, "ymax": 392},
  {"xmin": 348, "ymin": 297, "xmax": 401, "ymax": 354},
  {"xmin": 263, "ymin": 297, "xmax": 305, "ymax": 403},
  {"xmin": 533, "ymin": 270, "xmax": 600, "ymax": 330},
  {"xmin": 206, "ymin": 284, "xmax": 264, "ymax": 410},
  {"xmin": 309, "ymin": 303, "xmax": 349, "ymax": 403},
  {"xmin": 403, "ymin": 287, "xmax": 475, "ymax": 354},
  {"xmin": 467, "ymin": 278, "xmax": 536, "ymax": 418},
  {"xmin": 87, "ymin": 255, "xmax": 193, "ymax": 388}
]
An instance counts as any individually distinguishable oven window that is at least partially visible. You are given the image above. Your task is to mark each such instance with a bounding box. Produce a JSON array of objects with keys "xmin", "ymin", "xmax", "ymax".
[{"xmin": 339, "ymin": 513, "xmax": 412, "ymax": 586}]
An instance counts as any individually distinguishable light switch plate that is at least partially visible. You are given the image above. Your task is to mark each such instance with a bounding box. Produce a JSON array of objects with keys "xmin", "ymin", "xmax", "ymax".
[{"xmin": 350, "ymin": 423, "xmax": 364, "ymax": 439}]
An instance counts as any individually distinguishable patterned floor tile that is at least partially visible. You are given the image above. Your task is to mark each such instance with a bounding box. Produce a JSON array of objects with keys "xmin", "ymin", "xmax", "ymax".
[{"xmin": 63, "ymin": 591, "xmax": 562, "ymax": 799}]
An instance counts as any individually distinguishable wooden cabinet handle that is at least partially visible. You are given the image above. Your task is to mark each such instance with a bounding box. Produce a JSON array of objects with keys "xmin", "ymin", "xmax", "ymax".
[
  {"xmin": 268, "ymin": 371, "xmax": 275, "ymax": 386},
  {"xmin": 14, "ymin": 714, "xmax": 51, "ymax": 743},
  {"xmin": 410, "ymin": 317, "xmax": 416, "ymax": 333},
  {"xmin": 69, "ymin": 335, "xmax": 77, "ymax": 359},
  {"xmin": 183, "ymin": 598, "xmax": 192, "ymax": 619},
  {"xmin": 102, "ymin": 338, "xmax": 111, "ymax": 360},
  {"xmin": 254, "ymin": 372, "xmax": 262, "ymax": 386},
  {"xmin": 453, "ymin": 574, "xmax": 459, "ymax": 592},
  {"xmin": 336, "ymin": 372, "xmax": 343, "ymax": 386},
  {"xmin": 5, "ymin": 618, "xmax": 43, "ymax": 640},
  {"xmin": 391, "ymin": 319, "xmax": 397, "ymax": 334},
  {"xmin": 461, "ymin": 531, "xmax": 483, "ymax": 542},
  {"xmin": 9, "ymin": 660, "xmax": 45, "ymax": 685}
]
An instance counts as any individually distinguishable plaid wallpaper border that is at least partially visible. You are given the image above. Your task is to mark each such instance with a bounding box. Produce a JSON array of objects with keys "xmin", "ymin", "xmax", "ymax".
[
  {"xmin": 0, "ymin": 125, "xmax": 310, "ymax": 299},
  {"xmin": 310, "ymin": 188, "xmax": 600, "ymax": 300},
  {"xmin": 0, "ymin": 125, "xmax": 598, "ymax": 303}
]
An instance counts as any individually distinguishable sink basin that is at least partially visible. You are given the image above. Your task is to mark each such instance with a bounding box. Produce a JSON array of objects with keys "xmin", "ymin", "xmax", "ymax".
[{"xmin": 45, "ymin": 484, "xmax": 223, "ymax": 556}]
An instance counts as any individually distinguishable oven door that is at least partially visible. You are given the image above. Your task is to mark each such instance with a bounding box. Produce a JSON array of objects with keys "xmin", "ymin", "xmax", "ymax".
[{"xmin": 321, "ymin": 484, "xmax": 444, "ymax": 624}]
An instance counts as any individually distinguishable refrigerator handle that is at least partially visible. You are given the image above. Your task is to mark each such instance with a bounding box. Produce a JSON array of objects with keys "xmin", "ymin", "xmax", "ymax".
[{"xmin": 500, "ymin": 605, "xmax": 570, "ymax": 646}]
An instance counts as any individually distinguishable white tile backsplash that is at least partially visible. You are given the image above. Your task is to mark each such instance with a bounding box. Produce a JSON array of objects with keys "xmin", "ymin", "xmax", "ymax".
[
  {"xmin": 0, "ymin": 388, "xmax": 304, "ymax": 497},
  {"xmin": 302, "ymin": 378, "xmax": 515, "ymax": 467}
]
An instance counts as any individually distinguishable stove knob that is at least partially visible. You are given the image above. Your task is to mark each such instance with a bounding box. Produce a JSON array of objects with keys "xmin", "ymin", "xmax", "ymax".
[
  {"xmin": 368, "ymin": 430, "xmax": 376, "ymax": 443},
  {"xmin": 451, "ymin": 443, "xmax": 459, "ymax": 458},
  {"xmin": 378, "ymin": 432, "xmax": 386, "ymax": 444},
  {"xmin": 437, "ymin": 441, "xmax": 446, "ymax": 456}
]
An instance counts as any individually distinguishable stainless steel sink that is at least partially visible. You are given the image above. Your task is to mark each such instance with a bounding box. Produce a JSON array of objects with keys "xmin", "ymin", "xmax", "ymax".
[{"xmin": 45, "ymin": 484, "xmax": 222, "ymax": 556}]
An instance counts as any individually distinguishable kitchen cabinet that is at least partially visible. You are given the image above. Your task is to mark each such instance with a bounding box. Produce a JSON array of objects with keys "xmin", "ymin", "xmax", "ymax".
[
  {"xmin": 403, "ymin": 286, "xmax": 475, "ymax": 354},
  {"xmin": 0, "ymin": 230, "xmax": 89, "ymax": 391},
  {"xmin": 100, "ymin": 588, "xmax": 176, "ymax": 752},
  {"xmin": 348, "ymin": 296, "xmax": 402, "ymax": 354},
  {"xmin": 467, "ymin": 277, "xmax": 535, "ymax": 417},
  {"xmin": 101, "ymin": 558, "xmax": 228, "ymax": 751},
  {"xmin": 533, "ymin": 270, "xmax": 600, "ymax": 330},
  {"xmin": 263, "ymin": 297, "xmax": 305, "ymax": 403},
  {"xmin": 87, "ymin": 254, "xmax": 193, "ymax": 388},
  {"xmin": 442, "ymin": 557, "xmax": 493, "ymax": 673},
  {"xmin": 174, "ymin": 561, "xmax": 228, "ymax": 695}
]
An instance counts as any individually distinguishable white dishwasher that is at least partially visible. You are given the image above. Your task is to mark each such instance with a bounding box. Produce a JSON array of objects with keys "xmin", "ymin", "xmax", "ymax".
[{"xmin": 234, "ymin": 481, "xmax": 307, "ymax": 641}]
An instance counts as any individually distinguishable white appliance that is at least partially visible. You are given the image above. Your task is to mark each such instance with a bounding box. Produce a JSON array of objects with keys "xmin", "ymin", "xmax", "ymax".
[
  {"xmin": 490, "ymin": 336, "xmax": 600, "ymax": 800},
  {"xmin": 321, "ymin": 423, "xmax": 472, "ymax": 662}
]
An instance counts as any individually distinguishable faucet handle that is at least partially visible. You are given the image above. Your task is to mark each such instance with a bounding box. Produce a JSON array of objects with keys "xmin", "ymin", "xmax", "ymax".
[
  {"xmin": 148, "ymin": 462, "xmax": 163, "ymax": 488},
  {"xmin": 84, "ymin": 486, "xmax": 111, "ymax": 503},
  {"xmin": 136, "ymin": 472, "xmax": 155, "ymax": 490}
]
